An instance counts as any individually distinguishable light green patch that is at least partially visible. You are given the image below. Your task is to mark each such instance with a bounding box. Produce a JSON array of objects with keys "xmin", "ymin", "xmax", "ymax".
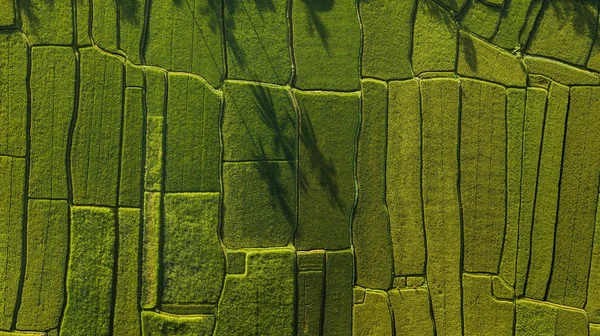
[
  {"xmin": 141, "ymin": 311, "xmax": 215, "ymax": 336},
  {"xmin": 29, "ymin": 46, "xmax": 75, "ymax": 199},
  {"xmin": 141, "ymin": 192, "xmax": 160, "ymax": 310},
  {"xmin": 463, "ymin": 273, "xmax": 514, "ymax": 335},
  {"xmin": 60, "ymin": 206, "xmax": 115, "ymax": 336},
  {"xmin": 526, "ymin": 82, "xmax": 568, "ymax": 300},
  {"xmin": 222, "ymin": 81, "xmax": 296, "ymax": 161},
  {"xmin": 458, "ymin": 30, "xmax": 527, "ymax": 87},
  {"xmin": 0, "ymin": 156, "xmax": 24, "ymax": 330},
  {"xmin": 145, "ymin": 0, "xmax": 224, "ymax": 87},
  {"xmin": 119, "ymin": 87, "xmax": 144, "ymax": 207},
  {"xmin": 224, "ymin": 0, "xmax": 291, "ymax": 85},
  {"xmin": 0, "ymin": 32, "xmax": 27, "ymax": 157},
  {"xmin": 215, "ymin": 248, "xmax": 295, "ymax": 336},
  {"xmin": 113, "ymin": 208, "xmax": 142, "ymax": 336},
  {"xmin": 143, "ymin": 68, "xmax": 165, "ymax": 192},
  {"xmin": 388, "ymin": 287, "xmax": 434, "ymax": 335},
  {"xmin": 387, "ymin": 79, "xmax": 425, "ymax": 277},
  {"xmin": 527, "ymin": 0, "xmax": 597, "ymax": 65},
  {"xmin": 516, "ymin": 299, "xmax": 588, "ymax": 335},
  {"xmin": 165, "ymin": 73, "xmax": 221, "ymax": 192},
  {"xmin": 292, "ymin": 0, "xmax": 361, "ymax": 90},
  {"xmin": 223, "ymin": 161, "xmax": 296, "ymax": 248},
  {"xmin": 295, "ymin": 91, "xmax": 359, "ymax": 250},
  {"xmin": 460, "ymin": 78, "xmax": 506, "ymax": 273},
  {"xmin": 360, "ymin": 0, "xmax": 414, "ymax": 80},
  {"xmin": 20, "ymin": 0, "xmax": 72, "ymax": 44},
  {"xmin": 547, "ymin": 86, "xmax": 600, "ymax": 309},
  {"xmin": 587, "ymin": 192, "xmax": 600, "ymax": 323},
  {"xmin": 162, "ymin": 193, "xmax": 224, "ymax": 304},
  {"xmin": 524, "ymin": 56, "xmax": 600, "ymax": 85},
  {"xmin": 17, "ymin": 200, "xmax": 68, "ymax": 331},
  {"xmin": 412, "ymin": 0, "xmax": 457, "ymax": 74},
  {"xmin": 353, "ymin": 79, "xmax": 393, "ymax": 290},
  {"xmin": 420, "ymin": 78, "xmax": 462, "ymax": 336},
  {"xmin": 0, "ymin": 0, "xmax": 14, "ymax": 26},
  {"xmin": 71, "ymin": 47, "xmax": 123, "ymax": 206},
  {"xmin": 353, "ymin": 290, "xmax": 393, "ymax": 336}
]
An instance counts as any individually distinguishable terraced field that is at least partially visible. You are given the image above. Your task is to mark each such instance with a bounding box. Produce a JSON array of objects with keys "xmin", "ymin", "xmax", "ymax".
[{"xmin": 2, "ymin": 0, "xmax": 600, "ymax": 335}]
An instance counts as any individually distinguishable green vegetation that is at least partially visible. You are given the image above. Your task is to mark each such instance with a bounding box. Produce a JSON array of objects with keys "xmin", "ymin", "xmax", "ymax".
[
  {"xmin": 214, "ymin": 248, "xmax": 295, "ymax": 335},
  {"xmin": 412, "ymin": 0, "xmax": 456, "ymax": 74},
  {"xmin": 322, "ymin": 250, "xmax": 353, "ymax": 335},
  {"xmin": 0, "ymin": 156, "xmax": 24, "ymax": 330},
  {"xmin": 146, "ymin": 0, "xmax": 224, "ymax": 87},
  {"xmin": 141, "ymin": 192, "xmax": 161, "ymax": 310},
  {"xmin": 462, "ymin": 273, "xmax": 514, "ymax": 335},
  {"xmin": 222, "ymin": 81, "xmax": 296, "ymax": 161},
  {"xmin": 222, "ymin": 161, "xmax": 296, "ymax": 248},
  {"xmin": 421, "ymin": 78, "xmax": 462, "ymax": 335},
  {"xmin": 387, "ymin": 79, "xmax": 425, "ymax": 277},
  {"xmin": 20, "ymin": 0, "xmax": 71, "ymax": 45},
  {"xmin": 526, "ymin": 82, "xmax": 568, "ymax": 300},
  {"xmin": 460, "ymin": 78, "xmax": 506, "ymax": 273},
  {"xmin": 352, "ymin": 290, "xmax": 392, "ymax": 336},
  {"xmin": 515, "ymin": 87, "xmax": 547, "ymax": 297},
  {"xmin": 459, "ymin": 0, "xmax": 501, "ymax": 39},
  {"xmin": 388, "ymin": 287, "xmax": 434, "ymax": 335},
  {"xmin": 17, "ymin": 200, "xmax": 68, "ymax": 331},
  {"xmin": 295, "ymin": 91, "xmax": 359, "ymax": 250},
  {"xmin": 29, "ymin": 46, "xmax": 75, "ymax": 199},
  {"xmin": 142, "ymin": 311, "xmax": 215, "ymax": 336},
  {"xmin": 5, "ymin": 1, "xmax": 600, "ymax": 334},
  {"xmin": 353, "ymin": 79, "xmax": 393, "ymax": 290},
  {"xmin": 71, "ymin": 47, "xmax": 123, "ymax": 206},
  {"xmin": 359, "ymin": 0, "xmax": 414, "ymax": 80},
  {"xmin": 119, "ymin": 87, "xmax": 144, "ymax": 207},
  {"xmin": 527, "ymin": 0, "xmax": 597, "ymax": 66},
  {"xmin": 0, "ymin": 32, "xmax": 27, "ymax": 157},
  {"xmin": 162, "ymin": 193, "xmax": 224, "ymax": 304},
  {"xmin": 224, "ymin": 0, "xmax": 291, "ymax": 84},
  {"xmin": 165, "ymin": 73, "xmax": 221, "ymax": 192},
  {"xmin": 548, "ymin": 86, "xmax": 600, "ymax": 308},
  {"xmin": 113, "ymin": 208, "xmax": 141, "ymax": 336},
  {"xmin": 457, "ymin": 31, "xmax": 527, "ymax": 87},
  {"xmin": 292, "ymin": 0, "xmax": 361, "ymax": 90},
  {"xmin": 61, "ymin": 206, "xmax": 115, "ymax": 336}
]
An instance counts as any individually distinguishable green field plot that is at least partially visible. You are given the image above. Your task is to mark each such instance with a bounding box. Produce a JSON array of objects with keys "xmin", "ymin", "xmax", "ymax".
[
  {"xmin": 224, "ymin": 0, "xmax": 291, "ymax": 84},
  {"xmin": 17, "ymin": 200, "xmax": 68, "ymax": 331},
  {"xmin": 4, "ymin": 0, "xmax": 600, "ymax": 334},
  {"xmin": 146, "ymin": 0, "xmax": 224, "ymax": 87},
  {"xmin": 29, "ymin": 46, "xmax": 75, "ymax": 199},
  {"xmin": 71, "ymin": 47, "xmax": 123, "ymax": 207},
  {"xmin": 0, "ymin": 156, "xmax": 25, "ymax": 330},
  {"xmin": 165, "ymin": 73, "xmax": 221, "ymax": 192},
  {"xmin": 61, "ymin": 206, "xmax": 115, "ymax": 336},
  {"xmin": 162, "ymin": 193, "xmax": 224, "ymax": 304}
]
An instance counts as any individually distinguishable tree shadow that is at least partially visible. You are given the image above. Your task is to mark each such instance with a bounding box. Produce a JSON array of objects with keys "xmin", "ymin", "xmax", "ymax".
[
  {"xmin": 547, "ymin": 0, "xmax": 597, "ymax": 40},
  {"xmin": 300, "ymin": 0, "xmax": 333, "ymax": 51},
  {"xmin": 117, "ymin": 0, "xmax": 142, "ymax": 25},
  {"xmin": 460, "ymin": 31, "xmax": 478, "ymax": 72},
  {"xmin": 299, "ymin": 109, "xmax": 344, "ymax": 211}
]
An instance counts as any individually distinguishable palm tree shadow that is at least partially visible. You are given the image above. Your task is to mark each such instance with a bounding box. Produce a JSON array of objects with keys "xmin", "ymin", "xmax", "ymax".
[{"xmin": 300, "ymin": 0, "xmax": 333, "ymax": 52}]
